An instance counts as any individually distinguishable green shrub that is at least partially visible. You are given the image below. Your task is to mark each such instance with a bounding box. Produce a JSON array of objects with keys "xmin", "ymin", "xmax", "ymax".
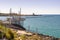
[
  {"xmin": 0, "ymin": 24, "xmax": 15, "ymax": 40},
  {"xmin": 20, "ymin": 34, "xmax": 26, "ymax": 40},
  {"xmin": 8, "ymin": 29, "xmax": 14, "ymax": 40},
  {"xmin": 0, "ymin": 31, "xmax": 3, "ymax": 39}
]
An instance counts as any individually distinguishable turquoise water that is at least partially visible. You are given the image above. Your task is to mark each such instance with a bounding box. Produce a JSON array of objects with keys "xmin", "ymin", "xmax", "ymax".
[
  {"xmin": 23, "ymin": 15, "xmax": 60, "ymax": 38},
  {"xmin": 0, "ymin": 15, "xmax": 60, "ymax": 38}
]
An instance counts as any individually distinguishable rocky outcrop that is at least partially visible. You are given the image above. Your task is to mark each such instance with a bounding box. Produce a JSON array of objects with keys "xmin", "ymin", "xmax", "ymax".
[
  {"xmin": 3, "ymin": 23, "xmax": 26, "ymax": 30},
  {"xmin": 12, "ymin": 24, "xmax": 26, "ymax": 30}
]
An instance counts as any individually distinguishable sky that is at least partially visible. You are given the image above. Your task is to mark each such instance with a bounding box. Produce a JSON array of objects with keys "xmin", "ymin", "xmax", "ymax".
[{"xmin": 0, "ymin": 0, "xmax": 60, "ymax": 15}]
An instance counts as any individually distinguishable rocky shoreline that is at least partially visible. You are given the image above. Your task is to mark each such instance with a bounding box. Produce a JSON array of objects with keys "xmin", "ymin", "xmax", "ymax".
[{"xmin": 0, "ymin": 23, "xmax": 60, "ymax": 40}]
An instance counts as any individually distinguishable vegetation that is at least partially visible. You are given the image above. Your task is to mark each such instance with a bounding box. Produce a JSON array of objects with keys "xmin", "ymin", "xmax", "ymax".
[
  {"xmin": 0, "ymin": 21, "xmax": 59, "ymax": 40},
  {"xmin": 0, "ymin": 23, "xmax": 17, "ymax": 40},
  {"xmin": 0, "ymin": 24, "xmax": 43, "ymax": 40}
]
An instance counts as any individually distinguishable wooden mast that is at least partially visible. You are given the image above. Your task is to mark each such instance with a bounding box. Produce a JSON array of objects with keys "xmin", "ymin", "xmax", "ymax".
[
  {"xmin": 9, "ymin": 8, "xmax": 12, "ymax": 24},
  {"xmin": 10, "ymin": 8, "xmax": 12, "ymax": 16},
  {"xmin": 19, "ymin": 8, "xmax": 21, "ymax": 18},
  {"xmin": 18, "ymin": 8, "xmax": 21, "ymax": 25}
]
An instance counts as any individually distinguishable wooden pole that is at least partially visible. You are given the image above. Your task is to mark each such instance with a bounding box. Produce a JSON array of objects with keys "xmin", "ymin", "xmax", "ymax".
[
  {"xmin": 9, "ymin": 8, "xmax": 12, "ymax": 24},
  {"xmin": 28, "ymin": 25, "xmax": 30, "ymax": 32},
  {"xmin": 18, "ymin": 8, "xmax": 21, "ymax": 25},
  {"xmin": 19, "ymin": 8, "xmax": 21, "ymax": 18},
  {"xmin": 10, "ymin": 8, "xmax": 12, "ymax": 16}
]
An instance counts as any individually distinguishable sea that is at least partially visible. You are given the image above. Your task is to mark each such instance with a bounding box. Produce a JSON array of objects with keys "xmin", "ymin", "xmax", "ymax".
[{"xmin": 0, "ymin": 15, "xmax": 60, "ymax": 38}]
